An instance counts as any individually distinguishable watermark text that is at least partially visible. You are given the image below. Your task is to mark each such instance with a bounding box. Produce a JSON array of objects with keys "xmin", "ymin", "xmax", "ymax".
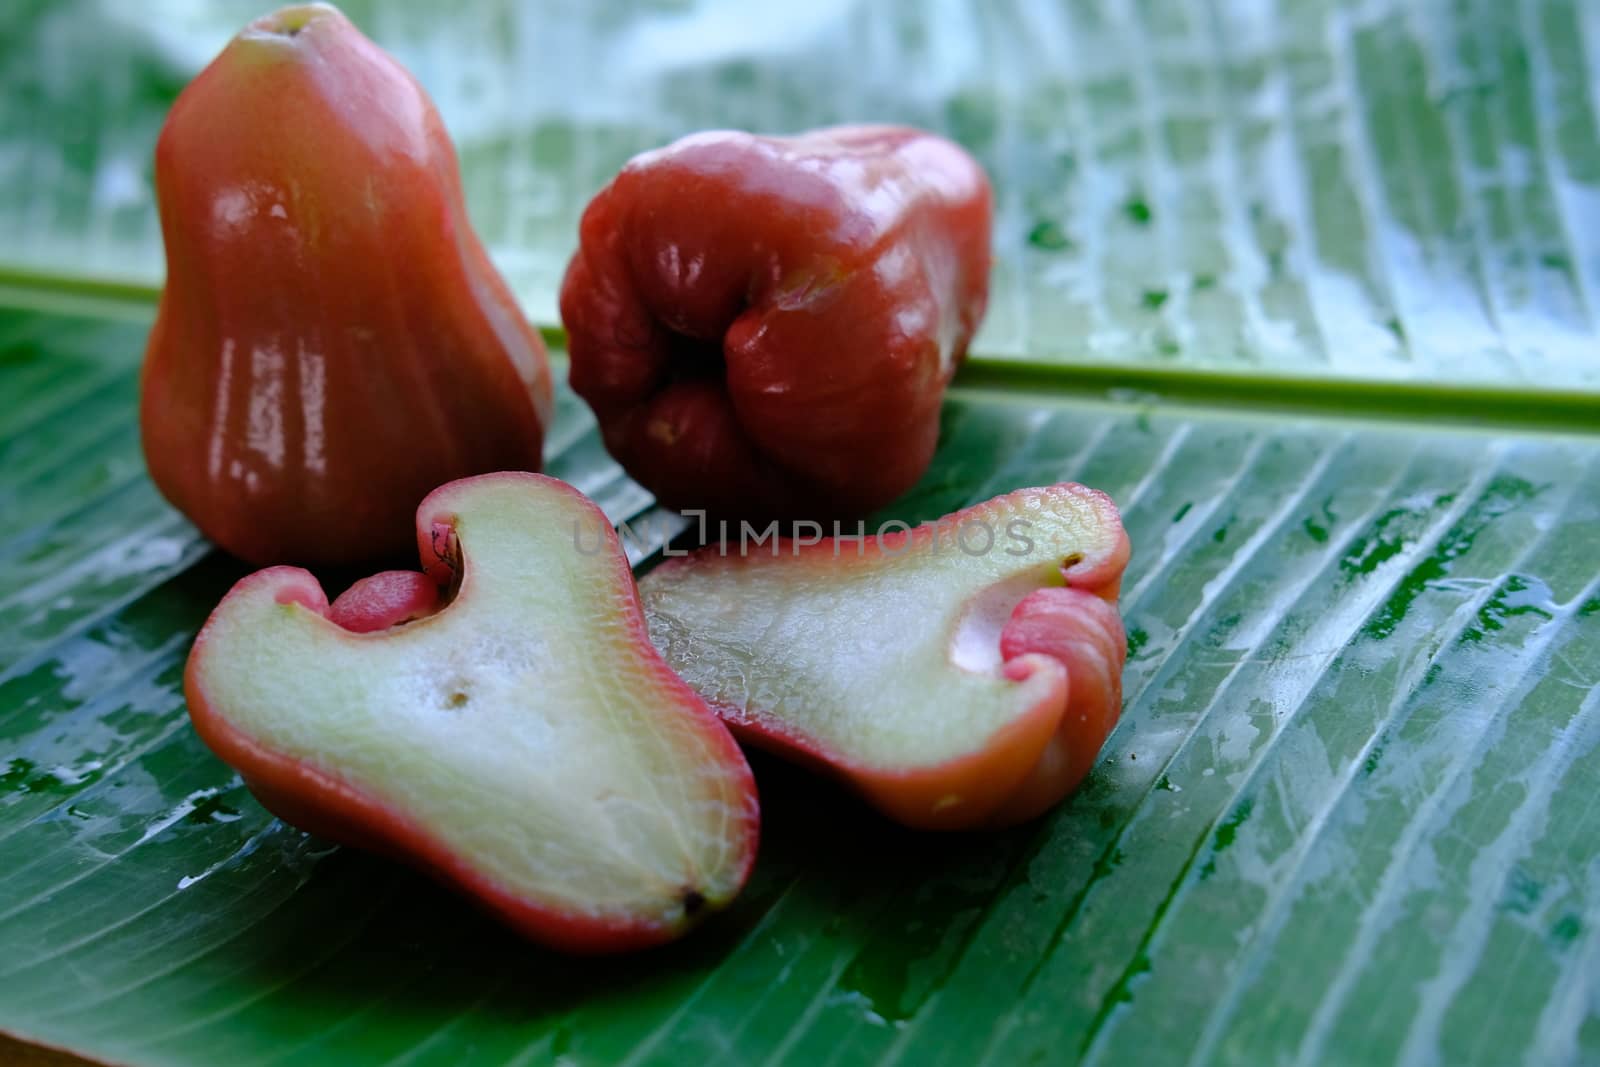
[{"xmin": 573, "ymin": 510, "xmax": 1040, "ymax": 559}]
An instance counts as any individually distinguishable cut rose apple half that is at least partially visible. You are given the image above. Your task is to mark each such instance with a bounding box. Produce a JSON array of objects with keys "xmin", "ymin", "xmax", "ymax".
[
  {"xmin": 184, "ymin": 473, "xmax": 759, "ymax": 953},
  {"xmin": 639, "ymin": 484, "xmax": 1131, "ymax": 830}
]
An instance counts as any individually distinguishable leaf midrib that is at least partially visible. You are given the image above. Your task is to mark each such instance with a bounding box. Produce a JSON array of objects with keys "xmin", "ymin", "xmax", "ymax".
[{"xmin": 3, "ymin": 263, "xmax": 1594, "ymax": 436}]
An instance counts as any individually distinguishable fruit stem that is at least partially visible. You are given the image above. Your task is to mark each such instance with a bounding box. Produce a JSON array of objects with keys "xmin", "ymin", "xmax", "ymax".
[
  {"xmin": 252, "ymin": 3, "xmax": 329, "ymax": 39},
  {"xmin": 682, "ymin": 889, "xmax": 707, "ymax": 917}
]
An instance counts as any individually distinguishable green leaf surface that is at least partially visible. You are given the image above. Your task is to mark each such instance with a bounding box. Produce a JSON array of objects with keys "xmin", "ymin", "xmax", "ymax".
[
  {"xmin": 5, "ymin": 0, "xmax": 1600, "ymax": 1063},
  {"xmin": 5, "ymin": 0, "xmax": 1600, "ymax": 385},
  {"xmin": 2, "ymin": 304, "xmax": 1597, "ymax": 1066}
]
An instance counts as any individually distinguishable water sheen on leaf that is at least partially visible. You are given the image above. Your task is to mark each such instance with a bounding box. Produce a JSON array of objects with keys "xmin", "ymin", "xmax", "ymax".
[
  {"xmin": 2, "ymin": 0, "xmax": 1599, "ymax": 1063},
  {"xmin": 5, "ymin": 0, "xmax": 1600, "ymax": 387},
  {"xmin": 0, "ymin": 307, "xmax": 1597, "ymax": 1066}
]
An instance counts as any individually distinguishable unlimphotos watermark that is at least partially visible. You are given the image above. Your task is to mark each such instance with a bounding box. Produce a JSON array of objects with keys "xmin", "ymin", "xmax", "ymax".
[{"xmin": 573, "ymin": 510, "xmax": 1039, "ymax": 559}]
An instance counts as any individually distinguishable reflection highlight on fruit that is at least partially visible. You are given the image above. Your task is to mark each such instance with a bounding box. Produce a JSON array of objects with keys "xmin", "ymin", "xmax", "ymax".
[
  {"xmin": 142, "ymin": 3, "xmax": 553, "ymax": 567},
  {"xmin": 561, "ymin": 125, "xmax": 992, "ymax": 521}
]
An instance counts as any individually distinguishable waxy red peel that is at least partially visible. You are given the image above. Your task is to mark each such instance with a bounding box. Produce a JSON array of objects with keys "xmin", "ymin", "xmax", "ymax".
[
  {"xmin": 143, "ymin": 3, "xmax": 553, "ymax": 566},
  {"xmin": 561, "ymin": 125, "xmax": 992, "ymax": 521}
]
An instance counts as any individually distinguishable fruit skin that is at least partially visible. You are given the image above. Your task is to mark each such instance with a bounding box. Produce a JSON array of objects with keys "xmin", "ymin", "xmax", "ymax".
[
  {"xmin": 184, "ymin": 472, "xmax": 759, "ymax": 954},
  {"xmin": 142, "ymin": 3, "xmax": 553, "ymax": 567},
  {"xmin": 328, "ymin": 570, "xmax": 439, "ymax": 632},
  {"xmin": 560, "ymin": 125, "xmax": 992, "ymax": 520},
  {"xmin": 641, "ymin": 484, "xmax": 1129, "ymax": 830},
  {"xmin": 986, "ymin": 586, "xmax": 1126, "ymax": 825}
]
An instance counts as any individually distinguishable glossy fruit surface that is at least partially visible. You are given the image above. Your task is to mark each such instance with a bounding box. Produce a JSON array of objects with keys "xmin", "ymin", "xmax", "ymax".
[
  {"xmin": 561, "ymin": 125, "xmax": 992, "ymax": 520},
  {"xmin": 142, "ymin": 3, "xmax": 553, "ymax": 566}
]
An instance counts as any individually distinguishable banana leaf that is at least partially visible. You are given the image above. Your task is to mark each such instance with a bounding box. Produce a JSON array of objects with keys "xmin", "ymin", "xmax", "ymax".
[{"xmin": 2, "ymin": 1, "xmax": 1599, "ymax": 1065}]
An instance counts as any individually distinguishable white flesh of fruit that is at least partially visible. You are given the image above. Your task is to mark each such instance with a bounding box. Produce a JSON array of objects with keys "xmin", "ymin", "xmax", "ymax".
[
  {"xmin": 641, "ymin": 491, "xmax": 1112, "ymax": 770},
  {"xmin": 192, "ymin": 479, "xmax": 751, "ymax": 925}
]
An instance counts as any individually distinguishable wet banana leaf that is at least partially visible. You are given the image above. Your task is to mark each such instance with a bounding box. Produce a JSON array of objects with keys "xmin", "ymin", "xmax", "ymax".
[
  {"xmin": 2, "ymin": 1, "xmax": 1599, "ymax": 1066},
  {"xmin": 3, "ymin": 303, "xmax": 1597, "ymax": 1066},
  {"xmin": 7, "ymin": 0, "xmax": 1600, "ymax": 385}
]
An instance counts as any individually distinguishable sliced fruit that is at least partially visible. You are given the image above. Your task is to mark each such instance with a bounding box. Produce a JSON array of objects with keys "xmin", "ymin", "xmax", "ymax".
[
  {"xmin": 640, "ymin": 484, "xmax": 1130, "ymax": 830},
  {"xmin": 185, "ymin": 473, "xmax": 759, "ymax": 953}
]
